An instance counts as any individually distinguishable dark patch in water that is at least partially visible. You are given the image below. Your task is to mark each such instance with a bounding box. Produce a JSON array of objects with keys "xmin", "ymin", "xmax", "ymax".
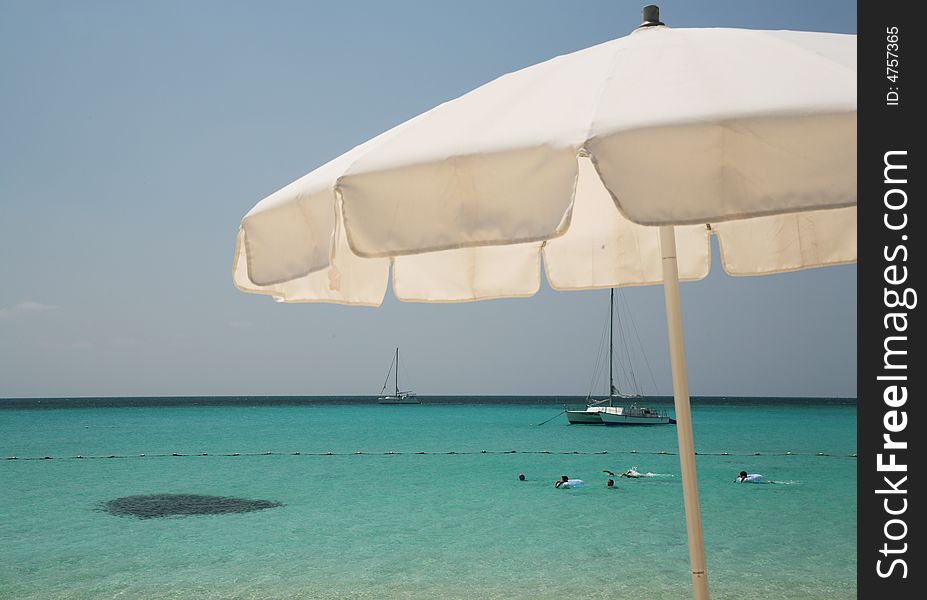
[{"xmin": 102, "ymin": 494, "xmax": 283, "ymax": 519}]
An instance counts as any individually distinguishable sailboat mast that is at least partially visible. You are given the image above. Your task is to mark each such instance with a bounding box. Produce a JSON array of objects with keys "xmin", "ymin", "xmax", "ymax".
[
  {"xmin": 609, "ymin": 288, "xmax": 615, "ymax": 400},
  {"xmin": 395, "ymin": 347, "xmax": 400, "ymax": 395}
]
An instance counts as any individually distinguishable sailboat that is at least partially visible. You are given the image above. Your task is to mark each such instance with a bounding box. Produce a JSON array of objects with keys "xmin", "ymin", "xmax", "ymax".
[
  {"xmin": 565, "ymin": 289, "xmax": 674, "ymax": 425},
  {"xmin": 377, "ymin": 348, "xmax": 420, "ymax": 404}
]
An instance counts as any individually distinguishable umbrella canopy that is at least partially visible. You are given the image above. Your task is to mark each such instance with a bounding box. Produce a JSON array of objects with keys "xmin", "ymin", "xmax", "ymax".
[
  {"xmin": 234, "ymin": 23, "xmax": 856, "ymax": 304},
  {"xmin": 232, "ymin": 9, "xmax": 856, "ymax": 600}
]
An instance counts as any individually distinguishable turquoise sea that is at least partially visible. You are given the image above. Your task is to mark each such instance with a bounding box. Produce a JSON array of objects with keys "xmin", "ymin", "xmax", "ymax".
[{"xmin": 1, "ymin": 397, "xmax": 856, "ymax": 600}]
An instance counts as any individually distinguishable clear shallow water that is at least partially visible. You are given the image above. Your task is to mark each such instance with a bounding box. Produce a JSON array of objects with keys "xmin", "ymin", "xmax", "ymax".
[{"xmin": 1, "ymin": 399, "xmax": 856, "ymax": 599}]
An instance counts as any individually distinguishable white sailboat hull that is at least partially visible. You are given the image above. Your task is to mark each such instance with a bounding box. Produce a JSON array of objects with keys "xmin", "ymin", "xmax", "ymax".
[
  {"xmin": 565, "ymin": 410, "xmax": 603, "ymax": 424},
  {"xmin": 567, "ymin": 403, "xmax": 674, "ymax": 425},
  {"xmin": 565, "ymin": 405, "xmax": 624, "ymax": 425},
  {"xmin": 378, "ymin": 392, "xmax": 420, "ymax": 404}
]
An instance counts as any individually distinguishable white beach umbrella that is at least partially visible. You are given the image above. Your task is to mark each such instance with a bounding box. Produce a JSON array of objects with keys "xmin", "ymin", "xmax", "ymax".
[{"xmin": 233, "ymin": 7, "xmax": 856, "ymax": 599}]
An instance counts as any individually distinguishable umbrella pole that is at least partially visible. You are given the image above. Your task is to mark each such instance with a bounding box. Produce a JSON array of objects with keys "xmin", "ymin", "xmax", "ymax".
[{"xmin": 659, "ymin": 225, "xmax": 710, "ymax": 600}]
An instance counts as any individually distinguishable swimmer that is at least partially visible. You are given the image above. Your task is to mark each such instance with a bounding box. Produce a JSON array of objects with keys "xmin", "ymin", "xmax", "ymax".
[
  {"xmin": 602, "ymin": 469, "xmax": 616, "ymax": 476},
  {"xmin": 518, "ymin": 473, "xmax": 526, "ymax": 481},
  {"xmin": 620, "ymin": 468, "xmax": 641, "ymax": 478},
  {"xmin": 735, "ymin": 470, "xmax": 766, "ymax": 483},
  {"xmin": 558, "ymin": 478, "xmax": 585, "ymax": 489},
  {"xmin": 554, "ymin": 475, "xmax": 569, "ymax": 488},
  {"xmin": 606, "ymin": 479, "xmax": 615, "ymax": 488}
]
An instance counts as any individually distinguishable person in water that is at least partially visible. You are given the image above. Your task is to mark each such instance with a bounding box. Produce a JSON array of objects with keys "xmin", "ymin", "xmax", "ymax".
[
  {"xmin": 605, "ymin": 468, "xmax": 640, "ymax": 478},
  {"xmin": 735, "ymin": 470, "xmax": 766, "ymax": 483},
  {"xmin": 518, "ymin": 473, "xmax": 526, "ymax": 481},
  {"xmin": 554, "ymin": 475, "xmax": 569, "ymax": 488},
  {"xmin": 606, "ymin": 479, "xmax": 615, "ymax": 487}
]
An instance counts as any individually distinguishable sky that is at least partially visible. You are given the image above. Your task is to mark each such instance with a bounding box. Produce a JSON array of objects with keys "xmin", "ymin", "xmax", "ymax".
[{"xmin": 0, "ymin": 0, "xmax": 857, "ymax": 398}]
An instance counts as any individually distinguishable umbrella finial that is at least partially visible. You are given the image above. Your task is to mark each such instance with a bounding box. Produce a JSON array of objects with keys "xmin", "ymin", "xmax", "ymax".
[{"xmin": 640, "ymin": 5, "xmax": 665, "ymax": 27}]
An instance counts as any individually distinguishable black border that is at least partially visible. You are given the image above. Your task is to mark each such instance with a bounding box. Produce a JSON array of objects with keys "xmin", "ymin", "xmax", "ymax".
[{"xmin": 858, "ymin": 2, "xmax": 921, "ymax": 596}]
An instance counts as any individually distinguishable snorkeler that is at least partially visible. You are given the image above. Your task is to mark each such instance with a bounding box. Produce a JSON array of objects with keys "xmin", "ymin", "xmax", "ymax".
[
  {"xmin": 555, "ymin": 475, "xmax": 585, "ymax": 489},
  {"xmin": 735, "ymin": 470, "xmax": 766, "ymax": 483}
]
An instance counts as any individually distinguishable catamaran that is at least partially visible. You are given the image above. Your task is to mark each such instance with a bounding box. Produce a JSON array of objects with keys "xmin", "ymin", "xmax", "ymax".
[
  {"xmin": 378, "ymin": 347, "xmax": 420, "ymax": 404},
  {"xmin": 566, "ymin": 289, "xmax": 674, "ymax": 425}
]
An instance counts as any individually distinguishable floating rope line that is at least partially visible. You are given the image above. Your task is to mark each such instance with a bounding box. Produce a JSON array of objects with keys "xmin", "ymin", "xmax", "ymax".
[{"xmin": 3, "ymin": 449, "xmax": 858, "ymax": 461}]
